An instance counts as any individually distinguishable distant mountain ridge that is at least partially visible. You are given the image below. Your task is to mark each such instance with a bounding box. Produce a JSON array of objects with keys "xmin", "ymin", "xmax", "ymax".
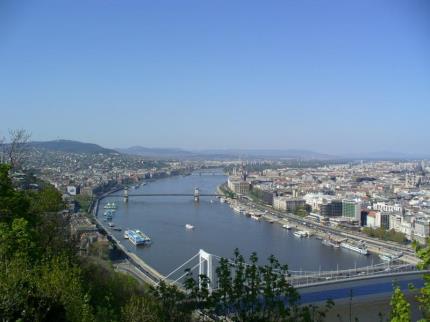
[
  {"xmin": 117, "ymin": 146, "xmax": 338, "ymax": 160},
  {"xmin": 29, "ymin": 140, "xmax": 118, "ymax": 154},
  {"xmin": 116, "ymin": 146, "xmax": 195, "ymax": 158},
  {"xmin": 195, "ymin": 149, "xmax": 337, "ymax": 160},
  {"xmin": 26, "ymin": 140, "xmax": 429, "ymax": 160}
]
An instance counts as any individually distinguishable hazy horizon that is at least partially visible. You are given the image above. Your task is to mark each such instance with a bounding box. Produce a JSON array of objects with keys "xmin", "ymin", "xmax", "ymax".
[{"xmin": 1, "ymin": 1, "xmax": 429, "ymax": 154}]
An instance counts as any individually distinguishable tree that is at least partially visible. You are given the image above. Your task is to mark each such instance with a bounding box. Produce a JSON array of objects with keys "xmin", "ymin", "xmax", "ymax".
[
  {"xmin": 388, "ymin": 240, "xmax": 430, "ymax": 322},
  {"xmin": 414, "ymin": 239, "xmax": 430, "ymax": 320},
  {"xmin": 181, "ymin": 248, "xmax": 333, "ymax": 321},
  {"xmin": 390, "ymin": 286, "xmax": 411, "ymax": 322},
  {"xmin": 2, "ymin": 129, "xmax": 31, "ymax": 169},
  {"xmin": 0, "ymin": 164, "xmax": 30, "ymax": 224}
]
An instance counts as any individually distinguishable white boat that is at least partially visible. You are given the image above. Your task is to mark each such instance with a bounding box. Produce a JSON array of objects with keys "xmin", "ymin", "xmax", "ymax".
[
  {"xmin": 185, "ymin": 224, "xmax": 195, "ymax": 229},
  {"xmin": 104, "ymin": 202, "xmax": 117, "ymax": 210},
  {"xmin": 293, "ymin": 230, "xmax": 308, "ymax": 238},
  {"xmin": 233, "ymin": 206, "xmax": 242, "ymax": 214},
  {"xmin": 340, "ymin": 241, "xmax": 368, "ymax": 255},
  {"xmin": 322, "ymin": 238, "xmax": 340, "ymax": 248},
  {"xmin": 128, "ymin": 230, "xmax": 146, "ymax": 245},
  {"xmin": 210, "ymin": 200, "xmax": 214, "ymax": 204},
  {"xmin": 379, "ymin": 253, "xmax": 401, "ymax": 261},
  {"xmin": 251, "ymin": 214, "xmax": 261, "ymax": 221},
  {"xmin": 124, "ymin": 230, "xmax": 129, "ymax": 239},
  {"xmin": 220, "ymin": 198, "xmax": 226, "ymax": 203},
  {"xmin": 282, "ymin": 224, "xmax": 292, "ymax": 230},
  {"xmin": 108, "ymin": 222, "xmax": 115, "ymax": 227}
]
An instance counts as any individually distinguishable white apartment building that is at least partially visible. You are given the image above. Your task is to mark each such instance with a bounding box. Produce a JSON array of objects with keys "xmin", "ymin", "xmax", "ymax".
[{"xmin": 372, "ymin": 202, "xmax": 402, "ymax": 213}]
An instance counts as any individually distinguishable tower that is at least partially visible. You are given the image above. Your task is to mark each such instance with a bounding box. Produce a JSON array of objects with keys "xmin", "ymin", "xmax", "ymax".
[
  {"xmin": 194, "ymin": 187, "xmax": 200, "ymax": 202},
  {"xmin": 199, "ymin": 249, "xmax": 213, "ymax": 292},
  {"xmin": 124, "ymin": 187, "xmax": 129, "ymax": 203}
]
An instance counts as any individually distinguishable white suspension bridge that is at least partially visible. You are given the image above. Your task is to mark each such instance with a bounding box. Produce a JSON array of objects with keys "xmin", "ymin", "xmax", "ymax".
[{"xmin": 116, "ymin": 248, "xmax": 427, "ymax": 291}]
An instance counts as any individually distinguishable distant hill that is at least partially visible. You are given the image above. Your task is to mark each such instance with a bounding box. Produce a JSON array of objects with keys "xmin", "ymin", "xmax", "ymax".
[
  {"xmin": 195, "ymin": 149, "xmax": 338, "ymax": 160},
  {"xmin": 116, "ymin": 146, "xmax": 195, "ymax": 159},
  {"xmin": 117, "ymin": 146, "xmax": 338, "ymax": 160},
  {"xmin": 29, "ymin": 140, "xmax": 118, "ymax": 154}
]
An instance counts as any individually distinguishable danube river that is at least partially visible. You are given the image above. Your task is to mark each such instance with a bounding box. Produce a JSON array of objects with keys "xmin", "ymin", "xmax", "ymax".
[{"xmin": 99, "ymin": 172, "xmax": 382, "ymax": 275}]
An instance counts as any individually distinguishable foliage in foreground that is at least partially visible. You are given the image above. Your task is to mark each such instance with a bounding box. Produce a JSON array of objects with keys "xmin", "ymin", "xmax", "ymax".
[{"xmin": 389, "ymin": 239, "xmax": 430, "ymax": 322}]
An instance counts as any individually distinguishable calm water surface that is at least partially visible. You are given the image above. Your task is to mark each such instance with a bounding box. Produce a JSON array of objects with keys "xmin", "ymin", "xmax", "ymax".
[{"xmin": 100, "ymin": 173, "xmax": 382, "ymax": 275}]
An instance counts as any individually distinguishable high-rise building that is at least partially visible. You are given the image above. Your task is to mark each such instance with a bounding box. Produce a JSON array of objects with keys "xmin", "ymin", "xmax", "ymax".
[
  {"xmin": 342, "ymin": 200, "xmax": 361, "ymax": 221},
  {"xmin": 331, "ymin": 200, "xmax": 343, "ymax": 217}
]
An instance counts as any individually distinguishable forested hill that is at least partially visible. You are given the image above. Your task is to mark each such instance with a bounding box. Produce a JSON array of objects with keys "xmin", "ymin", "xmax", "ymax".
[{"xmin": 29, "ymin": 140, "xmax": 118, "ymax": 154}]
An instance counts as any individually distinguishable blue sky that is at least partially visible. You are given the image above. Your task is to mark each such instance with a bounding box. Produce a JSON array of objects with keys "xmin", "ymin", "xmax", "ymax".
[{"xmin": 0, "ymin": 0, "xmax": 429, "ymax": 154}]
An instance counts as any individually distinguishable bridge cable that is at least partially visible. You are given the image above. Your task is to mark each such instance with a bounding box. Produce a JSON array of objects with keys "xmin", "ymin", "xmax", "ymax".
[{"xmin": 159, "ymin": 252, "xmax": 200, "ymax": 282}]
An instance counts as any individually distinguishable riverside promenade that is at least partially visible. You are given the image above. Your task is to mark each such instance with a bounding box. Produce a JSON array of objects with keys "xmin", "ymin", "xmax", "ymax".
[{"xmin": 92, "ymin": 194, "xmax": 165, "ymax": 286}]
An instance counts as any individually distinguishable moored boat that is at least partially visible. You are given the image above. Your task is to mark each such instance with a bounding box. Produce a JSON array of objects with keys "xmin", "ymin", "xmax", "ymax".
[
  {"xmin": 340, "ymin": 240, "xmax": 368, "ymax": 255},
  {"xmin": 379, "ymin": 252, "xmax": 401, "ymax": 261},
  {"xmin": 251, "ymin": 214, "xmax": 261, "ymax": 220},
  {"xmin": 293, "ymin": 230, "xmax": 308, "ymax": 238},
  {"xmin": 322, "ymin": 238, "xmax": 340, "ymax": 248},
  {"xmin": 104, "ymin": 202, "xmax": 117, "ymax": 210}
]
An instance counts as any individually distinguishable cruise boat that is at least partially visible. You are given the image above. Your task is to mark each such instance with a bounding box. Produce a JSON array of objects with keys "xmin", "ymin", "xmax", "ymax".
[
  {"xmin": 136, "ymin": 230, "xmax": 151, "ymax": 243},
  {"xmin": 293, "ymin": 230, "xmax": 308, "ymax": 238},
  {"xmin": 322, "ymin": 238, "xmax": 340, "ymax": 248},
  {"xmin": 379, "ymin": 252, "xmax": 401, "ymax": 262},
  {"xmin": 127, "ymin": 230, "xmax": 151, "ymax": 246},
  {"xmin": 233, "ymin": 206, "xmax": 242, "ymax": 214},
  {"xmin": 251, "ymin": 214, "xmax": 261, "ymax": 221},
  {"xmin": 104, "ymin": 202, "xmax": 117, "ymax": 210},
  {"xmin": 282, "ymin": 224, "xmax": 292, "ymax": 230},
  {"xmin": 124, "ymin": 230, "xmax": 129, "ymax": 239},
  {"xmin": 340, "ymin": 241, "xmax": 368, "ymax": 255},
  {"xmin": 185, "ymin": 224, "xmax": 195, "ymax": 229},
  {"xmin": 103, "ymin": 210, "xmax": 115, "ymax": 216}
]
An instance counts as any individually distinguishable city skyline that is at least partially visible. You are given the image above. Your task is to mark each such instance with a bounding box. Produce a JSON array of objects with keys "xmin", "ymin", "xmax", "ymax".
[{"xmin": 1, "ymin": 0, "xmax": 429, "ymax": 154}]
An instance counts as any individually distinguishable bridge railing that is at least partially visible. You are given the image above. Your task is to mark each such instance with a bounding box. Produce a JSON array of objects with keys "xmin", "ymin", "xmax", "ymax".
[{"xmin": 287, "ymin": 263, "xmax": 421, "ymax": 287}]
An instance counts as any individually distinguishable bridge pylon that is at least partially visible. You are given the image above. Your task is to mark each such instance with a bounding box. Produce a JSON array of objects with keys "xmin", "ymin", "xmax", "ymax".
[
  {"xmin": 194, "ymin": 187, "xmax": 200, "ymax": 202},
  {"xmin": 124, "ymin": 187, "xmax": 129, "ymax": 203},
  {"xmin": 199, "ymin": 249, "xmax": 213, "ymax": 292}
]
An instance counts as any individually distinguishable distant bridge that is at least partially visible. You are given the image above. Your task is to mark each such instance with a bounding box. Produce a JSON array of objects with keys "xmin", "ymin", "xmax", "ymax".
[
  {"xmin": 191, "ymin": 171, "xmax": 226, "ymax": 176},
  {"xmin": 109, "ymin": 187, "xmax": 224, "ymax": 203},
  {"xmin": 110, "ymin": 193, "xmax": 221, "ymax": 197}
]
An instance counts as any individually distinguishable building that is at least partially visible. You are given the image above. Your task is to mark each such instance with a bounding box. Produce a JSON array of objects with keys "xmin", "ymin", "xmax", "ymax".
[
  {"xmin": 360, "ymin": 210, "xmax": 368, "ymax": 226},
  {"xmin": 414, "ymin": 219, "xmax": 430, "ymax": 242},
  {"xmin": 228, "ymin": 177, "xmax": 250, "ymax": 195},
  {"xmin": 320, "ymin": 199, "xmax": 343, "ymax": 217},
  {"xmin": 331, "ymin": 200, "xmax": 343, "ymax": 217},
  {"xmin": 380, "ymin": 213, "xmax": 391, "ymax": 229},
  {"xmin": 273, "ymin": 196, "xmax": 305, "ymax": 212},
  {"xmin": 342, "ymin": 199, "xmax": 361, "ymax": 221},
  {"xmin": 373, "ymin": 202, "xmax": 402, "ymax": 213},
  {"xmin": 366, "ymin": 211, "xmax": 380, "ymax": 228},
  {"xmin": 251, "ymin": 186, "xmax": 275, "ymax": 205},
  {"xmin": 66, "ymin": 185, "xmax": 80, "ymax": 196}
]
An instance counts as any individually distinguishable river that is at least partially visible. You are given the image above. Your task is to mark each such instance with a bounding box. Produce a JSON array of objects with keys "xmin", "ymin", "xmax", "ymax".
[{"xmin": 99, "ymin": 172, "xmax": 382, "ymax": 276}]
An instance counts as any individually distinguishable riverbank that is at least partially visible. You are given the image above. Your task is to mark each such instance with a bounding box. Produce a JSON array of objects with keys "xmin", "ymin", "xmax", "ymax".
[{"xmin": 222, "ymin": 190, "xmax": 420, "ymax": 265}]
